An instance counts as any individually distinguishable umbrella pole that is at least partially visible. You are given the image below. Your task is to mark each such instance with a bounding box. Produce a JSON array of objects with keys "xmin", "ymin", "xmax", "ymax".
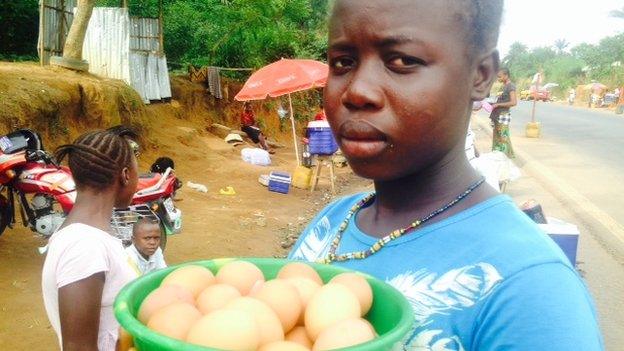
[{"xmin": 288, "ymin": 93, "xmax": 301, "ymax": 165}]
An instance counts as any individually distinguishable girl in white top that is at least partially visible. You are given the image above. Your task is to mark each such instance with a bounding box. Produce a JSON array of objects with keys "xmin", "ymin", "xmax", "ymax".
[{"xmin": 42, "ymin": 129, "xmax": 139, "ymax": 351}]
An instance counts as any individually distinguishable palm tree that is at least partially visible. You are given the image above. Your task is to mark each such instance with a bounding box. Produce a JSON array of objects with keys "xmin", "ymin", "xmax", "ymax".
[
  {"xmin": 554, "ymin": 39, "xmax": 569, "ymax": 54},
  {"xmin": 610, "ymin": 7, "xmax": 624, "ymax": 19}
]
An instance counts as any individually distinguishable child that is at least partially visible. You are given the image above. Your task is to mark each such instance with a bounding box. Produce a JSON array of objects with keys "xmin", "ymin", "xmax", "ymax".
[
  {"xmin": 126, "ymin": 217, "xmax": 167, "ymax": 275},
  {"xmin": 289, "ymin": 1, "xmax": 603, "ymax": 350}
]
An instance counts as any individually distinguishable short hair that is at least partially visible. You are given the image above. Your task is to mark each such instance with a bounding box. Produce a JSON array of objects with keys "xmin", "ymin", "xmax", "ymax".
[
  {"xmin": 150, "ymin": 157, "xmax": 175, "ymax": 173},
  {"xmin": 330, "ymin": 0, "xmax": 504, "ymax": 57},
  {"xmin": 499, "ymin": 67, "xmax": 510, "ymax": 77},
  {"xmin": 462, "ymin": 0, "xmax": 504, "ymax": 55},
  {"xmin": 132, "ymin": 217, "xmax": 161, "ymax": 237},
  {"xmin": 55, "ymin": 130, "xmax": 135, "ymax": 190}
]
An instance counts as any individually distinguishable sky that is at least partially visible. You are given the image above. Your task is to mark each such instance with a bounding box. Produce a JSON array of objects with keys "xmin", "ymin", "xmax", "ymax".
[{"xmin": 497, "ymin": 0, "xmax": 624, "ymax": 57}]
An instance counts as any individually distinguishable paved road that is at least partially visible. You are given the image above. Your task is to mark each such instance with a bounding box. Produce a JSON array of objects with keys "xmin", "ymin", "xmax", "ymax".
[
  {"xmin": 471, "ymin": 119, "xmax": 624, "ymax": 350},
  {"xmin": 508, "ymin": 101, "xmax": 624, "ymax": 228}
]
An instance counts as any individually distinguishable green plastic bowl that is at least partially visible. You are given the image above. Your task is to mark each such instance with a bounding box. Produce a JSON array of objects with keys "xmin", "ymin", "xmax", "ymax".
[{"xmin": 115, "ymin": 258, "xmax": 414, "ymax": 351}]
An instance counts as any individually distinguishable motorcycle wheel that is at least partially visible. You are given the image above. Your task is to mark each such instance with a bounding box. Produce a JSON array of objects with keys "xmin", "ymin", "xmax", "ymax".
[{"xmin": 0, "ymin": 195, "xmax": 10, "ymax": 236}]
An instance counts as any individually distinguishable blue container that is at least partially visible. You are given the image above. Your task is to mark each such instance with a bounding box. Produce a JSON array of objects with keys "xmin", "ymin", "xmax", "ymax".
[
  {"xmin": 548, "ymin": 234, "xmax": 579, "ymax": 266},
  {"xmin": 538, "ymin": 217, "xmax": 580, "ymax": 266},
  {"xmin": 268, "ymin": 171, "xmax": 291, "ymax": 194},
  {"xmin": 308, "ymin": 121, "xmax": 339, "ymax": 155}
]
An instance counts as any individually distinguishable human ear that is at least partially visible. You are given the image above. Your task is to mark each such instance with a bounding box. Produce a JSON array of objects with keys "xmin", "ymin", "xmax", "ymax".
[
  {"xmin": 471, "ymin": 50, "xmax": 500, "ymax": 101},
  {"xmin": 120, "ymin": 167, "xmax": 130, "ymax": 186}
]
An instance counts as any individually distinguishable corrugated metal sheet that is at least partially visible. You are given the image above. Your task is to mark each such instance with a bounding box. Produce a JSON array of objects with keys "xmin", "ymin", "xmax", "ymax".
[
  {"xmin": 129, "ymin": 17, "xmax": 161, "ymax": 52},
  {"xmin": 80, "ymin": 8, "xmax": 171, "ymax": 103},
  {"xmin": 82, "ymin": 7, "xmax": 131, "ymax": 83},
  {"xmin": 37, "ymin": 0, "xmax": 77, "ymax": 65}
]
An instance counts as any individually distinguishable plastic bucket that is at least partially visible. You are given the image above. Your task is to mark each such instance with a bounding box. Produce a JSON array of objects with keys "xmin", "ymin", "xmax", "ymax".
[
  {"xmin": 292, "ymin": 165, "xmax": 313, "ymax": 189},
  {"xmin": 115, "ymin": 258, "xmax": 414, "ymax": 351}
]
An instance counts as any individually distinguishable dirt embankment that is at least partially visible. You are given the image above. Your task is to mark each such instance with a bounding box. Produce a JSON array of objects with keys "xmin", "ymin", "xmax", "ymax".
[
  {"xmin": 0, "ymin": 62, "xmax": 316, "ymax": 150},
  {"xmin": 0, "ymin": 61, "xmax": 366, "ymax": 350}
]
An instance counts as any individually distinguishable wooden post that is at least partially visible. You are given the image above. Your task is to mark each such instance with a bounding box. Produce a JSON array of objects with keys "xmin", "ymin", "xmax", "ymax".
[
  {"xmin": 288, "ymin": 93, "xmax": 301, "ymax": 165},
  {"xmin": 39, "ymin": 0, "xmax": 46, "ymax": 66},
  {"xmin": 158, "ymin": 0, "xmax": 164, "ymax": 53},
  {"xmin": 58, "ymin": 0, "xmax": 66, "ymax": 55},
  {"xmin": 531, "ymin": 95, "xmax": 537, "ymax": 123}
]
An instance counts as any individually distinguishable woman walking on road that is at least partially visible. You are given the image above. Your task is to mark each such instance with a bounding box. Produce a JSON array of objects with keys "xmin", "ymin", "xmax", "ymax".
[{"xmin": 490, "ymin": 68, "xmax": 517, "ymax": 158}]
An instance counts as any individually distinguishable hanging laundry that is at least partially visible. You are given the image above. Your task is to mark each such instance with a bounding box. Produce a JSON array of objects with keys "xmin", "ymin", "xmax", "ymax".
[{"xmin": 207, "ymin": 66, "xmax": 223, "ymax": 99}]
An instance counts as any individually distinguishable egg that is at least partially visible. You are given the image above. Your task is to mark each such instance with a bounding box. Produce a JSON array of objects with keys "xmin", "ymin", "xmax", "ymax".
[
  {"xmin": 312, "ymin": 318, "xmax": 376, "ymax": 351},
  {"xmin": 252, "ymin": 279, "xmax": 303, "ymax": 333},
  {"xmin": 286, "ymin": 278, "xmax": 321, "ymax": 325},
  {"xmin": 216, "ymin": 261, "xmax": 265, "ymax": 295},
  {"xmin": 118, "ymin": 327, "xmax": 134, "ymax": 351},
  {"xmin": 186, "ymin": 309, "xmax": 260, "ymax": 351},
  {"xmin": 285, "ymin": 326, "xmax": 314, "ymax": 349},
  {"xmin": 138, "ymin": 285, "xmax": 196, "ymax": 324},
  {"xmin": 329, "ymin": 273, "xmax": 373, "ymax": 315},
  {"xmin": 277, "ymin": 262, "xmax": 323, "ymax": 285},
  {"xmin": 225, "ymin": 297, "xmax": 284, "ymax": 346},
  {"xmin": 196, "ymin": 284, "xmax": 241, "ymax": 314},
  {"xmin": 258, "ymin": 341, "xmax": 311, "ymax": 351},
  {"xmin": 147, "ymin": 302, "xmax": 202, "ymax": 341},
  {"xmin": 161, "ymin": 265, "xmax": 215, "ymax": 298},
  {"xmin": 305, "ymin": 283, "xmax": 361, "ymax": 340}
]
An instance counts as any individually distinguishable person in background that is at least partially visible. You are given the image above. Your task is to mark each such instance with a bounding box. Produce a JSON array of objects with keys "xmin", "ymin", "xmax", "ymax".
[
  {"xmin": 240, "ymin": 102, "xmax": 274, "ymax": 154},
  {"xmin": 568, "ymin": 88, "xmax": 576, "ymax": 105},
  {"xmin": 126, "ymin": 217, "xmax": 167, "ymax": 275},
  {"xmin": 314, "ymin": 101, "xmax": 327, "ymax": 121},
  {"xmin": 490, "ymin": 68, "xmax": 517, "ymax": 158},
  {"xmin": 42, "ymin": 129, "xmax": 139, "ymax": 351},
  {"xmin": 289, "ymin": 0, "xmax": 603, "ymax": 350}
]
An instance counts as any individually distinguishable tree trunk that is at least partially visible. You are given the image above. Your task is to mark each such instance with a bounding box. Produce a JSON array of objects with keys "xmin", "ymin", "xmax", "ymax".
[{"xmin": 62, "ymin": 0, "xmax": 95, "ymax": 60}]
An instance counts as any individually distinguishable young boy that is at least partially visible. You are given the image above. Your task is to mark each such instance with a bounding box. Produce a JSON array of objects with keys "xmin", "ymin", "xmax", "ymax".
[
  {"xmin": 126, "ymin": 218, "xmax": 167, "ymax": 275},
  {"xmin": 289, "ymin": 1, "xmax": 603, "ymax": 350}
]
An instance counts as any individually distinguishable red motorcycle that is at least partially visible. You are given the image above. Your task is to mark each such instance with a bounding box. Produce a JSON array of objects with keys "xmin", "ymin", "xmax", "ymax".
[{"xmin": 0, "ymin": 129, "xmax": 182, "ymax": 248}]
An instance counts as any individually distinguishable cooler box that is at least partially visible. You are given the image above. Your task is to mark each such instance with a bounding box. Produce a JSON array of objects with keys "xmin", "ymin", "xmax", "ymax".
[
  {"xmin": 307, "ymin": 120, "xmax": 339, "ymax": 155},
  {"xmin": 268, "ymin": 171, "xmax": 291, "ymax": 194},
  {"xmin": 538, "ymin": 217, "xmax": 580, "ymax": 266}
]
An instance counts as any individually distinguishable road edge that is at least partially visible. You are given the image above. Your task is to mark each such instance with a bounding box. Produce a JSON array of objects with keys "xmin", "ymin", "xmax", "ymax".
[{"xmin": 474, "ymin": 115, "xmax": 624, "ymax": 260}]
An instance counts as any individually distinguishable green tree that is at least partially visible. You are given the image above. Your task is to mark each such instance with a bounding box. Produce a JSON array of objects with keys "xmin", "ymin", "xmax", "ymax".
[
  {"xmin": 0, "ymin": 0, "xmax": 40, "ymax": 59},
  {"xmin": 554, "ymin": 39, "xmax": 569, "ymax": 54},
  {"xmin": 610, "ymin": 7, "xmax": 624, "ymax": 19}
]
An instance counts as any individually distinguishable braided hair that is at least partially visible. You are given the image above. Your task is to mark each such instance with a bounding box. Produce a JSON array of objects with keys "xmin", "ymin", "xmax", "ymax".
[{"xmin": 55, "ymin": 130, "xmax": 135, "ymax": 190}]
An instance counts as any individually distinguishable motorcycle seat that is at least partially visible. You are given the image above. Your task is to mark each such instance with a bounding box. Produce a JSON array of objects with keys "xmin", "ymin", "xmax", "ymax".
[{"xmin": 137, "ymin": 173, "xmax": 162, "ymax": 190}]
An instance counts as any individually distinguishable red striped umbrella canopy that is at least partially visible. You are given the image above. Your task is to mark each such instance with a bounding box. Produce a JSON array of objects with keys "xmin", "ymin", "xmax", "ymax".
[{"xmin": 235, "ymin": 59, "xmax": 328, "ymax": 101}]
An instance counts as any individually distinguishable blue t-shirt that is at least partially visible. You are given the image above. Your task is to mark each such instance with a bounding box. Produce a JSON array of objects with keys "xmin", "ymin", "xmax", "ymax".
[{"xmin": 289, "ymin": 194, "xmax": 603, "ymax": 351}]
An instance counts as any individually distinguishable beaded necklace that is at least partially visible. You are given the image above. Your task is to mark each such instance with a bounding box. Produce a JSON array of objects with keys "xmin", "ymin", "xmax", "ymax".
[{"xmin": 317, "ymin": 177, "xmax": 486, "ymax": 264}]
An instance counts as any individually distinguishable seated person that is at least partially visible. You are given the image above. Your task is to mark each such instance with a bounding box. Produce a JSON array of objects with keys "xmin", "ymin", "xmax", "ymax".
[
  {"xmin": 126, "ymin": 217, "xmax": 167, "ymax": 275},
  {"xmin": 240, "ymin": 102, "xmax": 274, "ymax": 154}
]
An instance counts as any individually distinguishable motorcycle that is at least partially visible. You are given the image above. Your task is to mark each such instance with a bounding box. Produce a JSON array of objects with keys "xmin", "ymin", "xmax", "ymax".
[{"xmin": 0, "ymin": 129, "xmax": 182, "ymax": 249}]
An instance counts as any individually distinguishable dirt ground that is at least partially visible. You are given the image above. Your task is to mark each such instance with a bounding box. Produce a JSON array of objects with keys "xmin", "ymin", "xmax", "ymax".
[{"xmin": 0, "ymin": 109, "xmax": 370, "ymax": 349}]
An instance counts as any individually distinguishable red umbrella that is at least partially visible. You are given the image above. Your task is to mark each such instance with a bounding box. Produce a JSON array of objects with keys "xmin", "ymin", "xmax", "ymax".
[
  {"xmin": 235, "ymin": 59, "xmax": 329, "ymax": 164},
  {"xmin": 235, "ymin": 59, "xmax": 328, "ymax": 101}
]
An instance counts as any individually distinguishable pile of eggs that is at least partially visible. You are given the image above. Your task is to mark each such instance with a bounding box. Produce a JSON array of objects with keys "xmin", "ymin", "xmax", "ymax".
[{"xmin": 137, "ymin": 261, "xmax": 377, "ymax": 351}]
